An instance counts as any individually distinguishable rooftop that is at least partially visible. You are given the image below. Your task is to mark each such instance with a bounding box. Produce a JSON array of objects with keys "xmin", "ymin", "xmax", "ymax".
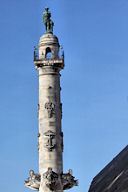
[{"xmin": 89, "ymin": 145, "xmax": 128, "ymax": 192}]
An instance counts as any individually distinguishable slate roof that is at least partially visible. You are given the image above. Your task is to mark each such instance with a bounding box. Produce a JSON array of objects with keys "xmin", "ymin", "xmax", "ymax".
[{"xmin": 88, "ymin": 145, "xmax": 128, "ymax": 192}]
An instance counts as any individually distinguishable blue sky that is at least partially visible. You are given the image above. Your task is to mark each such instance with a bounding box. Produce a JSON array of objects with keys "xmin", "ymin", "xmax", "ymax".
[{"xmin": 0, "ymin": 0, "xmax": 128, "ymax": 192}]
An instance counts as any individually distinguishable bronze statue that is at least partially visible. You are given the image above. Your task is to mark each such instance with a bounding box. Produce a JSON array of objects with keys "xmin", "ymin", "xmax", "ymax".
[{"xmin": 43, "ymin": 8, "xmax": 54, "ymax": 34}]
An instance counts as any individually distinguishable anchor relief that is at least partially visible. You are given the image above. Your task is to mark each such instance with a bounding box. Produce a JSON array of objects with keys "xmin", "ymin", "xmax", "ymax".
[{"xmin": 44, "ymin": 130, "xmax": 56, "ymax": 151}]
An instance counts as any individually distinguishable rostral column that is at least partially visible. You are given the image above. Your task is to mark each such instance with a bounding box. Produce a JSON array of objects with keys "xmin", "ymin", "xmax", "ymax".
[{"xmin": 24, "ymin": 8, "xmax": 78, "ymax": 192}]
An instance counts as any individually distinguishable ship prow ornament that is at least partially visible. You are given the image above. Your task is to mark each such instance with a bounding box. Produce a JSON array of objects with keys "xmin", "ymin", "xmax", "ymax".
[{"xmin": 24, "ymin": 8, "xmax": 78, "ymax": 192}]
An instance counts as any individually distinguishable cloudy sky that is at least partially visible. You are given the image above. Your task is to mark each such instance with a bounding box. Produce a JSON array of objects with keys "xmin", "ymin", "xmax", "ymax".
[{"xmin": 0, "ymin": 0, "xmax": 128, "ymax": 192}]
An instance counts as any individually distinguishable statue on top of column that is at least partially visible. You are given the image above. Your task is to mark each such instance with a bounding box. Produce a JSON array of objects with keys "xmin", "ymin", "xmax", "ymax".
[{"xmin": 43, "ymin": 8, "xmax": 54, "ymax": 34}]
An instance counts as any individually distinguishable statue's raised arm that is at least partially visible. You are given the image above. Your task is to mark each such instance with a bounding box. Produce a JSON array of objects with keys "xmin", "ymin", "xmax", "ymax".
[{"xmin": 43, "ymin": 8, "xmax": 54, "ymax": 34}]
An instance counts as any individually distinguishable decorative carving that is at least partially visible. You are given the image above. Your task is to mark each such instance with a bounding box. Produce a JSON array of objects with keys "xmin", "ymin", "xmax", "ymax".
[
  {"xmin": 61, "ymin": 169, "xmax": 78, "ymax": 190},
  {"xmin": 44, "ymin": 130, "xmax": 56, "ymax": 151},
  {"xmin": 45, "ymin": 102, "xmax": 55, "ymax": 118},
  {"xmin": 24, "ymin": 170, "xmax": 41, "ymax": 191},
  {"xmin": 43, "ymin": 168, "xmax": 58, "ymax": 190}
]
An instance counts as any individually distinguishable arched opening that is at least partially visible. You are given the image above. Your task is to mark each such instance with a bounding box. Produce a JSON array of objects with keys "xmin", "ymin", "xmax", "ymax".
[{"xmin": 45, "ymin": 47, "xmax": 52, "ymax": 59}]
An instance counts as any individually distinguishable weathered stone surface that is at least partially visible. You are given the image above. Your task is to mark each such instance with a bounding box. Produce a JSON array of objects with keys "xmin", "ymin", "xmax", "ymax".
[{"xmin": 88, "ymin": 145, "xmax": 128, "ymax": 192}]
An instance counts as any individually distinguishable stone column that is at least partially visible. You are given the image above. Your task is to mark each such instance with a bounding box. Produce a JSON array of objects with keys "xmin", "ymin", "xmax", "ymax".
[
  {"xmin": 38, "ymin": 67, "xmax": 63, "ymax": 192},
  {"xmin": 24, "ymin": 8, "xmax": 78, "ymax": 192},
  {"xmin": 38, "ymin": 66, "xmax": 63, "ymax": 174},
  {"xmin": 37, "ymin": 33, "xmax": 64, "ymax": 192}
]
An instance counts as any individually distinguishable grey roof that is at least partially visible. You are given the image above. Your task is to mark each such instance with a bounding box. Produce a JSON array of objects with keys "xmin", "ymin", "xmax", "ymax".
[{"xmin": 88, "ymin": 145, "xmax": 128, "ymax": 192}]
